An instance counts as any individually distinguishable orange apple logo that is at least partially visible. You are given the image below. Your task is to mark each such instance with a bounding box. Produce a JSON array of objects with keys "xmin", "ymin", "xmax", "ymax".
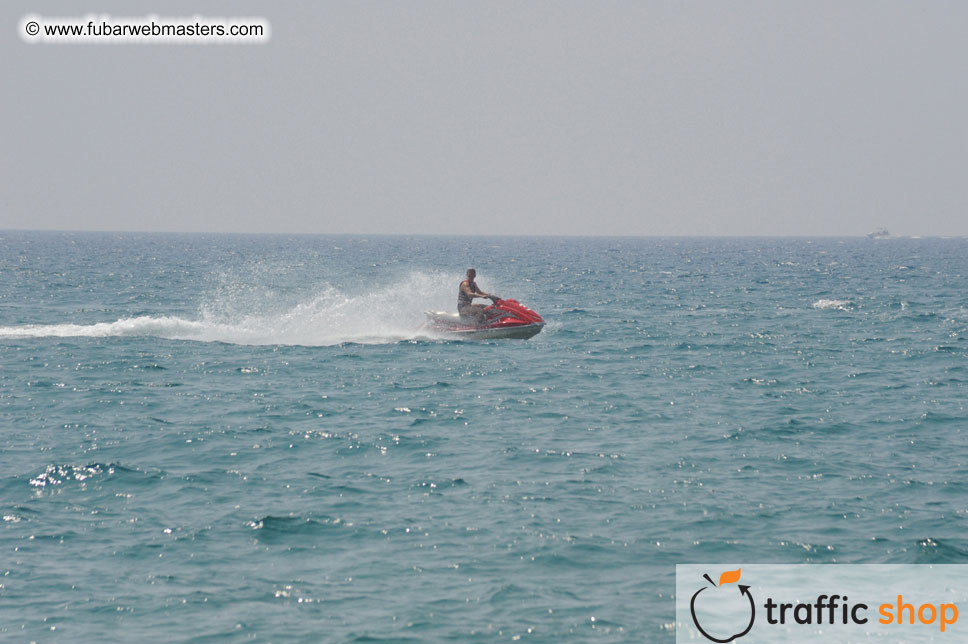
[{"xmin": 690, "ymin": 569, "xmax": 755, "ymax": 643}]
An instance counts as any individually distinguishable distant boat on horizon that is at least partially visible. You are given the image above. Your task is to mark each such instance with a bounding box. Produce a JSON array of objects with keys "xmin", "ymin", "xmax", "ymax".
[{"xmin": 867, "ymin": 228, "xmax": 890, "ymax": 239}]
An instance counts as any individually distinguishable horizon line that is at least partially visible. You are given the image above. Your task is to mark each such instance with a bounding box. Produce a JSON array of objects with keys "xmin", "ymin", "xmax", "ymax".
[{"xmin": 1, "ymin": 228, "xmax": 961, "ymax": 240}]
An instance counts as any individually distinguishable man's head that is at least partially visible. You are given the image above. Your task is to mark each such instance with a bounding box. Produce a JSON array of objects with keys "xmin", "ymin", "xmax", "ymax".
[{"xmin": 466, "ymin": 268, "xmax": 476, "ymax": 280}]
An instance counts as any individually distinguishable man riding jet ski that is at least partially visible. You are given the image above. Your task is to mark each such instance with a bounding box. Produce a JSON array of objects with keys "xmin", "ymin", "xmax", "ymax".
[
  {"xmin": 458, "ymin": 268, "xmax": 493, "ymax": 324},
  {"xmin": 423, "ymin": 268, "xmax": 545, "ymax": 340}
]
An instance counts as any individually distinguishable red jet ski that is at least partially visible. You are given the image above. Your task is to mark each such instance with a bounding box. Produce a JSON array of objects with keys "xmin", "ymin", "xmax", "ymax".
[{"xmin": 424, "ymin": 298, "xmax": 545, "ymax": 340}]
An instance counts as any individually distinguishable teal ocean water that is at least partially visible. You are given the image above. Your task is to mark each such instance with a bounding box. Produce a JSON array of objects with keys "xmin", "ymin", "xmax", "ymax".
[{"xmin": 2, "ymin": 232, "xmax": 967, "ymax": 642}]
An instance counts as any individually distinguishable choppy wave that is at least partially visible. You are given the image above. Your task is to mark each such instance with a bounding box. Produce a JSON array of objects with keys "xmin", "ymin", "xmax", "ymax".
[
  {"xmin": 26, "ymin": 463, "xmax": 149, "ymax": 489},
  {"xmin": 0, "ymin": 272, "xmax": 459, "ymax": 346},
  {"xmin": 812, "ymin": 298, "xmax": 851, "ymax": 310}
]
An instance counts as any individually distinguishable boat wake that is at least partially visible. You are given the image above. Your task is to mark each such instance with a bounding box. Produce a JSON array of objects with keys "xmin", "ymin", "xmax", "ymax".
[{"xmin": 0, "ymin": 272, "xmax": 463, "ymax": 346}]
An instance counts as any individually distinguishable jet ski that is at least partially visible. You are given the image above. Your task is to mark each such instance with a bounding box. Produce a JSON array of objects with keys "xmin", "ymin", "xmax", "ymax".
[{"xmin": 424, "ymin": 298, "xmax": 545, "ymax": 340}]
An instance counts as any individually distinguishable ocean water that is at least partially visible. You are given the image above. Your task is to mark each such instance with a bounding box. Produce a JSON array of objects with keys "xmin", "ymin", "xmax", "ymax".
[{"xmin": 1, "ymin": 232, "xmax": 967, "ymax": 642}]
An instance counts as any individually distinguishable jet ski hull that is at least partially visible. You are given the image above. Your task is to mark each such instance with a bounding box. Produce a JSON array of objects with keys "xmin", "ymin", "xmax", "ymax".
[{"xmin": 436, "ymin": 322, "xmax": 544, "ymax": 340}]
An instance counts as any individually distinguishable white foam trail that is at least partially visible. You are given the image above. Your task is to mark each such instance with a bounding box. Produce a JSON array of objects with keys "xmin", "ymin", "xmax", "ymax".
[
  {"xmin": 0, "ymin": 271, "xmax": 471, "ymax": 346},
  {"xmin": 0, "ymin": 316, "xmax": 208, "ymax": 340},
  {"xmin": 812, "ymin": 299, "xmax": 851, "ymax": 311}
]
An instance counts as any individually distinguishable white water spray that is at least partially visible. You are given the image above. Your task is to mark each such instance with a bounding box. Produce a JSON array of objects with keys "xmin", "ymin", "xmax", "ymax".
[{"xmin": 0, "ymin": 271, "xmax": 466, "ymax": 346}]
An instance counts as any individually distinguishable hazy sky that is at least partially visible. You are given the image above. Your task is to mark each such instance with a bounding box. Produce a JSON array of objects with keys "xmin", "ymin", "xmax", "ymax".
[{"xmin": 4, "ymin": 1, "xmax": 967, "ymax": 236}]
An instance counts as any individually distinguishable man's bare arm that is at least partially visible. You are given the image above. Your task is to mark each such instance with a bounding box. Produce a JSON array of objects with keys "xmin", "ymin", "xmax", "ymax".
[{"xmin": 462, "ymin": 282, "xmax": 490, "ymax": 299}]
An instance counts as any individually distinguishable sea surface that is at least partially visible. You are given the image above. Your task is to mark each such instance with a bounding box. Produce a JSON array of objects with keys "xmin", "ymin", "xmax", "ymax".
[{"xmin": 1, "ymin": 232, "xmax": 967, "ymax": 642}]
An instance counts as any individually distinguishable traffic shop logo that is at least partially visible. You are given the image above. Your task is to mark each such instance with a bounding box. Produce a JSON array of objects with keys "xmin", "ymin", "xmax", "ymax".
[{"xmin": 690, "ymin": 569, "xmax": 755, "ymax": 643}]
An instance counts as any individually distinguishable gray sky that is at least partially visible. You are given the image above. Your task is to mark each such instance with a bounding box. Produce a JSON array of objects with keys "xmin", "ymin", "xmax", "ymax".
[{"xmin": 3, "ymin": 1, "xmax": 967, "ymax": 236}]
